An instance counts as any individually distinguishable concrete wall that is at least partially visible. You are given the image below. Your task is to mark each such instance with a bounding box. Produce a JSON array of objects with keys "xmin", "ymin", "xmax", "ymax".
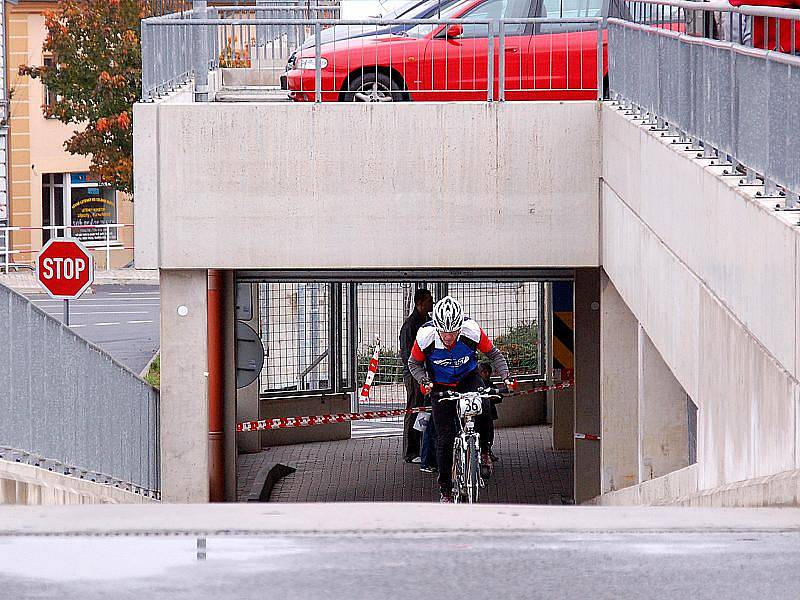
[
  {"xmin": 134, "ymin": 101, "xmax": 601, "ymax": 270},
  {"xmin": 637, "ymin": 327, "xmax": 689, "ymax": 481},
  {"xmin": 494, "ymin": 389, "xmax": 547, "ymax": 428},
  {"xmin": 601, "ymin": 104, "xmax": 800, "ymax": 496},
  {"xmin": 600, "ymin": 273, "xmax": 639, "ymax": 493},
  {"xmin": 590, "ymin": 464, "xmax": 800, "ymax": 508},
  {"xmin": 259, "ymin": 394, "xmax": 351, "ymax": 446},
  {"xmin": 0, "ymin": 459, "xmax": 157, "ymax": 505}
]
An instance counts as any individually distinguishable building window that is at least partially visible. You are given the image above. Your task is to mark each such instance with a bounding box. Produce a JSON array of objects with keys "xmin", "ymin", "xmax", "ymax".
[
  {"xmin": 42, "ymin": 172, "xmax": 118, "ymax": 245},
  {"xmin": 41, "ymin": 173, "xmax": 65, "ymax": 243},
  {"xmin": 42, "ymin": 56, "xmax": 60, "ymax": 116}
]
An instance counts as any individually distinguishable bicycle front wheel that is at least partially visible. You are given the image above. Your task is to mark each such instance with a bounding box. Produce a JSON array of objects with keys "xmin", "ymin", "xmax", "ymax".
[
  {"xmin": 465, "ymin": 436, "xmax": 480, "ymax": 504},
  {"xmin": 452, "ymin": 437, "xmax": 465, "ymax": 503}
]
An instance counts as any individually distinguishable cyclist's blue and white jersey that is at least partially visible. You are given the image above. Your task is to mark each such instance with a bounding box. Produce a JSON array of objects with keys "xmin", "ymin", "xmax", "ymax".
[{"xmin": 410, "ymin": 318, "xmax": 495, "ymax": 385}]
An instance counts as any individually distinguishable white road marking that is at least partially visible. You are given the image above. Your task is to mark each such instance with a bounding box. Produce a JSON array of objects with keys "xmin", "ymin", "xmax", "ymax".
[
  {"xmin": 94, "ymin": 322, "xmax": 122, "ymax": 327},
  {"xmin": 126, "ymin": 320, "xmax": 154, "ymax": 324},
  {"xmin": 38, "ymin": 311, "xmax": 151, "ymax": 316},
  {"xmin": 33, "ymin": 303, "xmax": 159, "ymax": 308}
]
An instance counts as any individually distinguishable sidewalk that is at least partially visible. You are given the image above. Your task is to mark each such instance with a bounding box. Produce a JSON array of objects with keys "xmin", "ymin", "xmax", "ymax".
[
  {"xmin": 0, "ymin": 268, "xmax": 158, "ymax": 294},
  {"xmin": 238, "ymin": 425, "xmax": 573, "ymax": 504}
]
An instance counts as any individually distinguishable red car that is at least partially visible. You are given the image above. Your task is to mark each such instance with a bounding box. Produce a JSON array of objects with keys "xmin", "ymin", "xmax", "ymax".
[{"xmin": 286, "ymin": 0, "xmax": 609, "ymax": 102}]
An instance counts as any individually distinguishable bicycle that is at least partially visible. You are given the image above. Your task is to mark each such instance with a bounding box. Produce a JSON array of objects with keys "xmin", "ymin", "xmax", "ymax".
[{"xmin": 434, "ymin": 387, "xmax": 505, "ymax": 504}]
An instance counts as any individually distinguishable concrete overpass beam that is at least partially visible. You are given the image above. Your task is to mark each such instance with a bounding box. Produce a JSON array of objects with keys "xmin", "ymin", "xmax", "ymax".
[
  {"xmin": 600, "ymin": 271, "xmax": 640, "ymax": 493},
  {"xmin": 638, "ymin": 327, "xmax": 690, "ymax": 481},
  {"xmin": 160, "ymin": 269, "xmax": 209, "ymax": 503}
]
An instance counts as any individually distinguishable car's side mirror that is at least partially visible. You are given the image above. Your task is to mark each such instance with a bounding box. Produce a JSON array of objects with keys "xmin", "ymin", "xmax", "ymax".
[{"xmin": 446, "ymin": 24, "xmax": 464, "ymax": 38}]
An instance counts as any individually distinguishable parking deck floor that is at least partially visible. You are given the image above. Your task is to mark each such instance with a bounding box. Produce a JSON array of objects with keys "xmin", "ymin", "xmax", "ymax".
[{"xmin": 237, "ymin": 425, "xmax": 573, "ymax": 504}]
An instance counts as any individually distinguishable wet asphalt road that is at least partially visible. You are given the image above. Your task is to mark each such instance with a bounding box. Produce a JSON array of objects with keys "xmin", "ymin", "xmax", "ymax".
[{"xmin": 1, "ymin": 530, "xmax": 799, "ymax": 600}]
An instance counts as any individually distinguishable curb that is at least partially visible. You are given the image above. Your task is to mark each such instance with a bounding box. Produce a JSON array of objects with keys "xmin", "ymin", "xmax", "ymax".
[{"xmin": 246, "ymin": 463, "xmax": 296, "ymax": 502}]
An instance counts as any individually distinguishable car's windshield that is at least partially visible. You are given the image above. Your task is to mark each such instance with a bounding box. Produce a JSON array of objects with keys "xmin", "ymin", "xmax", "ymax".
[
  {"xmin": 406, "ymin": 0, "xmax": 531, "ymax": 38},
  {"xmin": 405, "ymin": 0, "xmax": 474, "ymax": 37},
  {"xmin": 395, "ymin": 0, "xmax": 463, "ymax": 23},
  {"xmin": 390, "ymin": 0, "xmax": 430, "ymax": 17}
]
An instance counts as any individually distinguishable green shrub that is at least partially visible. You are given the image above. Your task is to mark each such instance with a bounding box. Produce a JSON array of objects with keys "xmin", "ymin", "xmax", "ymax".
[
  {"xmin": 144, "ymin": 354, "xmax": 160, "ymax": 389},
  {"xmin": 490, "ymin": 322, "xmax": 539, "ymax": 376}
]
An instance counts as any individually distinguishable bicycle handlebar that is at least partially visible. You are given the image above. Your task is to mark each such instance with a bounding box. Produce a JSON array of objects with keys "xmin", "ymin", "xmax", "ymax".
[{"xmin": 431, "ymin": 386, "xmax": 508, "ymax": 401}]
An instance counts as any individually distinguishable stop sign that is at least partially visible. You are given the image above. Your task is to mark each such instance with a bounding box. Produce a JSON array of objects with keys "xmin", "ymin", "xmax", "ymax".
[{"xmin": 37, "ymin": 238, "xmax": 94, "ymax": 299}]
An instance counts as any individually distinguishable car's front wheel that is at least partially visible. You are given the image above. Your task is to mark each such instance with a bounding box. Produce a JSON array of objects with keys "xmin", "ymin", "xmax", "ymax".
[{"xmin": 343, "ymin": 72, "xmax": 405, "ymax": 102}]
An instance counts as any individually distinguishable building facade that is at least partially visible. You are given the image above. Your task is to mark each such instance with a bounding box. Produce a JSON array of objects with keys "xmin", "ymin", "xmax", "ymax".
[{"xmin": 6, "ymin": 0, "xmax": 133, "ymax": 270}]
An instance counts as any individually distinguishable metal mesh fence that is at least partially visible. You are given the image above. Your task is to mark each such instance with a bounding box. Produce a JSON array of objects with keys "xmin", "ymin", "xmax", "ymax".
[
  {"xmin": 258, "ymin": 282, "xmax": 331, "ymax": 393},
  {"xmin": 450, "ymin": 282, "xmax": 543, "ymax": 378},
  {"xmin": 354, "ymin": 283, "xmax": 413, "ymax": 415},
  {"xmin": 254, "ymin": 281, "xmax": 544, "ymax": 412}
]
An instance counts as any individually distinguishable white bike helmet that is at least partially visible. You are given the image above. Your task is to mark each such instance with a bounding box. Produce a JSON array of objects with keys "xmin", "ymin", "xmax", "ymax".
[{"xmin": 432, "ymin": 295, "xmax": 464, "ymax": 332}]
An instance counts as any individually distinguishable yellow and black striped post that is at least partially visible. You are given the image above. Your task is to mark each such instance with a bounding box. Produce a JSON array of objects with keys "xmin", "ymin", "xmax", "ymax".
[{"xmin": 551, "ymin": 281, "xmax": 574, "ymax": 379}]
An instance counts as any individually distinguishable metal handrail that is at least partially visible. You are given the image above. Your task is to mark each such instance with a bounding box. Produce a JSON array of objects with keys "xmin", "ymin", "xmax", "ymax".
[
  {"xmin": 608, "ymin": 15, "xmax": 800, "ymax": 66},
  {"xmin": 608, "ymin": 0, "xmax": 800, "ymax": 208},
  {"xmin": 141, "ymin": 13, "xmax": 606, "ymax": 102},
  {"xmin": 299, "ymin": 349, "xmax": 329, "ymax": 389},
  {"xmin": 1, "ymin": 224, "xmax": 135, "ymax": 274},
  {"xmin": 617, "ymin": 0, "xmax": 800, "ymax": 20}
]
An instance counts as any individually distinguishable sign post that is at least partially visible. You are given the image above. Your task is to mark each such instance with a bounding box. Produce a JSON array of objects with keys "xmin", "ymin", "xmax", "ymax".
[{"xmin": 36, "ymin": 238, "xmax": 94, "ymax": 326}]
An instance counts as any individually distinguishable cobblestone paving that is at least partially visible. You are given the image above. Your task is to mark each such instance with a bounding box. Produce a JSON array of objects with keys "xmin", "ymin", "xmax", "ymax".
[{"xmin": 238, "ymin": 425, "xmax": 573, "ymax": 504}]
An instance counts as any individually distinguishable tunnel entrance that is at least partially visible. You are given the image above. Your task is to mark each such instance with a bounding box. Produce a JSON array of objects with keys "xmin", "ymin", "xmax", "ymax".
[{"xmin": 233, "ymin": 269, "xmax": 576, "ymax": 504}]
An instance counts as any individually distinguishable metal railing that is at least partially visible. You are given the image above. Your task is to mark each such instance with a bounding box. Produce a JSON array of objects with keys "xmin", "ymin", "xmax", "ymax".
[
  {"xmin": 1, "ymin": 224, "xmax": 134, "ymax": 274},
  {"xmin": 254, "ymin": 280, "xmax": 545, "ymax": 421},
  {"xmin": 0, "ymin": 282, "xmax": 160, "ymax": 497},
  {"xmin": 145, "ymin": 0, "xmax": 194, "ymax": 18},
  {"xmin": 609, "ymin": 0, "xmax": 800, "ymax": 210},
  {"xmin": 141, "ymin": 10, "xmax": 606, "ymax": 102},
  {"xmin": 141, "ymin": 2, "xmax": 341, "ymax": 100}
]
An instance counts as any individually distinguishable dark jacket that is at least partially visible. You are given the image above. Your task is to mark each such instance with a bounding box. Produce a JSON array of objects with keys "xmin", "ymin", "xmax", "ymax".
[{"xmin": 399, "ymin": 309, "xmax": 429, "ymax": 377}]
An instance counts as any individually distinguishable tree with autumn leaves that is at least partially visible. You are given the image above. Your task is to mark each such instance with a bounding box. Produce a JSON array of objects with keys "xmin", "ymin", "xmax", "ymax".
[{"xmin": 20, "ymin": 0, "xmax": 144, "ymax": 195}]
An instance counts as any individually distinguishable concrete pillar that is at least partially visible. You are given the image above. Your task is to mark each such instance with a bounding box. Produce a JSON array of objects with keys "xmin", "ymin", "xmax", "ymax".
[
  {"xmin": 574, "ymin": 268, "xmax": 601, "ymax": 503},
  {"xmin": 638, "ymin": 327, "xmax": 690, "ymax": 480},
  {"xmin": 600, "ymin": 272, "xmax": 640, "ymax": 493},
  {"xmin": 552, "ymin": 387, "xmax": 575, "ymax": 450},
  {"xmin": 160, "ymin": 269, "xmax": 209, "ymax": 503}
]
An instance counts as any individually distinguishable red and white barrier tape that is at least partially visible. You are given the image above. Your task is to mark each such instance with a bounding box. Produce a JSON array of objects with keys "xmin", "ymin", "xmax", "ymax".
[
  {"xmin": 513, "ymin": 380, "xmax": 573, "ymax": 395},
  {"xmin": 237, "ymin": 380, "xmax": 575, "ymax": 433},
  {"xmin": 359, "ymin": 338, "xmax": 381, "ymax": 402},
  {"xmin": 237, "ymin": 407, "xmax": 431, "ymax": 432},
  {"xmin": 575, "ymin": 432, "xmax": 601, "ymax": 441}
]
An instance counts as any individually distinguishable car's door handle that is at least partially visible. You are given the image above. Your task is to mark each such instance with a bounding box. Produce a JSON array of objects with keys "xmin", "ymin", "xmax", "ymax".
[{"xmin": 504, "ymin": 47, "xmax": 519, "ymax": 53}]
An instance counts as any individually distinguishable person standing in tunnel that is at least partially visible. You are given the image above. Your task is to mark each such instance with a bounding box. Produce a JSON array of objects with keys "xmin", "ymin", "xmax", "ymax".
[{"xmin": 399, "ymin": 288, "xmax": 434, "ymax": 463}]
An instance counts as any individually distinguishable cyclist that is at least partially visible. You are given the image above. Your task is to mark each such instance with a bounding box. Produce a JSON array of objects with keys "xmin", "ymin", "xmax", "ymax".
[{"xmin": 407, "ymin": 295, "xmax": 514, "ymax": 503}]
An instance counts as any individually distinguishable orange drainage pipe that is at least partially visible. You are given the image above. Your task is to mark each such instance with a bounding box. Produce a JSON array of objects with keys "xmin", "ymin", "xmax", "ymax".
[{"xmin": 207, "ymin": 269, "xmax": 225, "ymax": 502}]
